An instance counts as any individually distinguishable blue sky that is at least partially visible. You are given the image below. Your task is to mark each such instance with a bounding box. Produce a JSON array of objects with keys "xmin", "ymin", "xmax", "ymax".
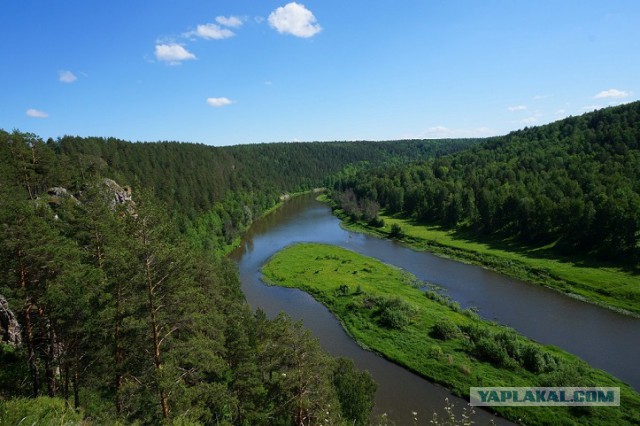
[{"xmin": 1, "ymin": 1, "xmax": 639, "ymax": 146}]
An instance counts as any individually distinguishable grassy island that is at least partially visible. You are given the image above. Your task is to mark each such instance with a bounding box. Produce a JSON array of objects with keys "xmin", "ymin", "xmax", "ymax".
[{"xmin": 262, "ymin": 243, "xmax": 640, "ymax": 425}]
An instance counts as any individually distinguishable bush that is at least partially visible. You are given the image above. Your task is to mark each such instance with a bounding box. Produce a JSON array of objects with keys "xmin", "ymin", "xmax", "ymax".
[
  {"xmin": 494, "ymin": 329, "xmax": 522, "ymax": 359},
  {"xmin": 428, "ymin": 345, "xmax": 445, "ymax": 360},
  {"xmin": 375, "ymin": 297, "xmax": 415, "ymax": 329},
  {"xmin": 337, "ymin": 284, "xmax": 350, "ymax": 296},
  {"xmin": 380, "ymin": 306, "xmax": 411, "ymax": 329},
  {"xmin": 389, "ymin": 223, "xmax": 404, "ymax": 238},
  {"xmin": 473, "ymin": 337, "xmax": 513, "ymax": 368},
  {"xmin": 431, "ymin": 319, "xmax": 460, "ymax": 340},
  {"xmin": 368, "ymin": 216, "xmax": 385, "ymax": 228},
  {"xmin": 539, "ymin": 363, "xmax": 591, "ymax": 387},
  {"xmin": 460, "ymin": 323, "xmax": 492, "ymax": 342}
]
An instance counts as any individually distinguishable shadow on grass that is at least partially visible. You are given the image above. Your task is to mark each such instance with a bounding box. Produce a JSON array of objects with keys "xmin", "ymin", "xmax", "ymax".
[{"xmin": 391, "ymin": 215, "xmax": 640, "ymax": 276}]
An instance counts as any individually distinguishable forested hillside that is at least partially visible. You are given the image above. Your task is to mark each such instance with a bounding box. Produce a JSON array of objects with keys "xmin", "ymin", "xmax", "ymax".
[
  {"xmin": 0, "ymin": 131, "xmax": 380, "ymax": 424},
  {"xmin": 333, "ymin": 102, "xmax": 640, "ymax": 263},
  {"xmin": 52, "ymin": 136, "xmax": 478, "ymax": 251}
]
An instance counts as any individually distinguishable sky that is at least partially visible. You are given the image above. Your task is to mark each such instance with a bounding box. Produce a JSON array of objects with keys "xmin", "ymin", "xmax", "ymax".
[{"xmin": 1, "ymin": 1, "xmax": 639, "ymax": 146}]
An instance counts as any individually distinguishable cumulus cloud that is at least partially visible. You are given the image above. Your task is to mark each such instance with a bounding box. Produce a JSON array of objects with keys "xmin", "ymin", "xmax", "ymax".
[
  {"xmin": 216, "ymin": 16, "xmax": 244, "ymax": 28},
  {"xmin": 59, "ymin": 70, "xmax": 77, "ymax": 83},
  {"xmin": 594, "ymin": 88, "xmax": 630, "ymax": 99},
  {"xmin": 207, "ymin": 97, "xmax": 233, "ymax": 107},
  {"xmin": 26, "ymin": 108, "xmax": 48, "ymax": 118},
  {"xmin": 508, "ymin": 105, "xmax": 527, "ymax": 111},
  {"xmin": 155, "ymin": 43, "xmax": 196, "ymax": 64},
  {"xmin": 191, "ymin": 23, "xmax": 235, "ymax": 40},
  {"xmin": 268, "ymin": 2, "xmax": 322, "ymax": 38}
]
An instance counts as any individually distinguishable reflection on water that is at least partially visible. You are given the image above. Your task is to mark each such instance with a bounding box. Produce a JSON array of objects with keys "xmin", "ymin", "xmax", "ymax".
[{"xmin": 230, "ymin": 194, "xmax": 639, "ymax": 424}]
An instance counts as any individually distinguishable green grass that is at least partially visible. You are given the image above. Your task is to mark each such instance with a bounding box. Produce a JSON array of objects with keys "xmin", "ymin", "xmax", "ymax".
[
  {"xmin": 262, "ymin": 243, "xmax": 640, "ymax": 425},
  {"xmin": 330, "ymin": 206, "xmax": 640, "ymax": 317},
  {"xmin": 0, "ymin": 397, "xmax": 86, "ymax": 425}
]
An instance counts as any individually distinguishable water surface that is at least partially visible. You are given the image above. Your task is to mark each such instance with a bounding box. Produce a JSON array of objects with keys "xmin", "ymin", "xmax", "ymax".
[{"xmin": 230, "ymin": 194, "xmax": 639, "ymax": 423}]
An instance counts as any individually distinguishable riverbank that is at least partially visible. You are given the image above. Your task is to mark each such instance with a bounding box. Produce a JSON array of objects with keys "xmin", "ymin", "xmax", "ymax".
[
  {"xmin": 262, "ymin": 243, "xmax": 640, "ymax": 425},
  {"xmin": 216, "ymin": 190, "xmax": 322, "ymax": 256},
  {"xmin": 317, "ymin": 195, "xmax": 640, "ymax": 317}
]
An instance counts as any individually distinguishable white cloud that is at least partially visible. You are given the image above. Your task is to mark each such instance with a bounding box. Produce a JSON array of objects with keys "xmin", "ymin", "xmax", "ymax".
[
  {"xmin": 154, "ymin": 43, "xmax": 196, "ymax": 64},
  {"xmin": 520, "ymin": 117, "xmax": 538, "ymax": 125},
  {"xmin": 26, "ymin": 108, "xmax": 48, "ymax": 118},
  {"xmin": 594, "ymin": 88, "xmax": 630, "ymax": 99},
  {"xmin": 418, "ymin": 126, "xmax": 495, "ymax": 139},
  {"xmin": 508, "ymin": 105, "xmax": 527, "ymax": 112},
  {"xmin": 555, "ymin": 109, "xmax": 567, "ymax": 115},
  {"xmin": 59, "ymin": 70, "xmax": 77, "ymax": 83},
  {"xmin": 268, "ymin": 2, "xmax": 322, "ymax": 38},
  {"xmin": 207, "ymin": 97, "xmax": 233, "ymax": 107},
  {"xmin": 191, "ymin": 23, "xmax": 235, "ymax": 40},
  {"xmin": 216, "ymin": 16, "xmax": 243, "ymax": 28}
]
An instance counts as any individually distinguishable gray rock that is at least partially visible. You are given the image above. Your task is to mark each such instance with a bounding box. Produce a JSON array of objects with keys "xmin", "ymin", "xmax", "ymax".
[{"xmin": 0, "ymin": 295, "xmax": 22, "ymax": 347}]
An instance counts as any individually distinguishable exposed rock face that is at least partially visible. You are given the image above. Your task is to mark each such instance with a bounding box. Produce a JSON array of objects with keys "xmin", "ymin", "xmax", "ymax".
[
  {"xmin": 43, "ymin": 187, "xmax": 80, "ymax": 207},
  {"xmin": 0, "ymin": 295, "xmax": 22, "ymax": 347},
  {"xmin": 101, "ymin": 178, "xmax": 134, "ymax": 208}
]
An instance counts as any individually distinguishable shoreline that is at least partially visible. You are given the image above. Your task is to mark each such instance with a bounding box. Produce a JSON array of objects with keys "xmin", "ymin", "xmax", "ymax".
[{"xmin": 318, "ymin": 195, "xmax": 640, "ymax": 318}]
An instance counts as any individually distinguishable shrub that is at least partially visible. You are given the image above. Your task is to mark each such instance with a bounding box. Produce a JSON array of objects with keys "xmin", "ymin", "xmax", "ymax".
[
  {"xmin": 521, "ymin": 344, "xmax": 547, "ymax": 373},
  {"xmin": 368, "ymin": 216, "xmax": 385, "ymax": 228},
  {"xmin": 460, "ymin": 323, "xmax": 492, "ymax": 342},
  {"xmin": 337, "ymin": 284, "xmax": 350, "ymax": 296},
  {"xmin": 389, "ymin": 223, "xmax": 404, "ymax": 238},
  {"xmin": 428, "ymin": 345, "xmax": 445, "ymax": 360},
  {"xmin": 375, "ymin": 297, "xmax": 415, "ymax": 329},
  {"xmin": 473, "ymin": 337, "xmax": 513, "ymax": 368},
  {"xmin": 539, "ymin": 363, "xmax": 591, "ymax": 387},
  {"xmin": 380, "ymin": 306, "xmax": 410, "ymax": 329},
  {"xmin": 431, "ymin": 319, "xmax": 460, "ymax": 340},
  {"xmin": 494, "ymin": 329, "xmax": 522, "ymax": 360}
]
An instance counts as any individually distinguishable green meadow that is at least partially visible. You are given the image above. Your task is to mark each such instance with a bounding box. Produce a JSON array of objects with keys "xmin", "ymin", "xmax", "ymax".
[
  {"xmin": 320, "ymin": 196, "xmax": 640, "ymax": 317},
  {"xmin": 262, "ymin": 243, "xmax": 640, "ymax": 425}
]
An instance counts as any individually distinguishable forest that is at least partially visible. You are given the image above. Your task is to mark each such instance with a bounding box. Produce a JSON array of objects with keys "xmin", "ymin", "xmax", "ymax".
[
  {"xmin": 2, "ymin": 101, "xmax": 639, "ymax": 424},
  {"xmin": 53, "ymin": 136, "xmax": 478, "ymax": 252},
  {"xmin": 0, "ymin": 131, "xmax": 472, "ymax": 424},
  {"xmin": 332, "ymin": 102, "xmax": 640, "ymax": 264}
]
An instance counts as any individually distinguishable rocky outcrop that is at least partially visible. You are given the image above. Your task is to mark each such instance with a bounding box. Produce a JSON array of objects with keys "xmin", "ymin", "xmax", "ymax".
[
  {"xmin": 101, "ymin": 178, "xmax": 133, "ymax": 207},
  {"xmin": 47, "ymin": 187, "xmax": 79, "ymax": 203},
  {"xmin": 0, "ymin": 295, "xmax": 22, "ymax": 347}
]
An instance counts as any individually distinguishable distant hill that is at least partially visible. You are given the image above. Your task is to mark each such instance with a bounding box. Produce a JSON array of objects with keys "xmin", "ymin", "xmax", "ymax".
[
  {"xmin": 48, "ymin": 136, "xmax": 478, "ymax": 250},
  {"xmin": 332, "ymin": 101, "xmax": 640, "ymax": 261}
]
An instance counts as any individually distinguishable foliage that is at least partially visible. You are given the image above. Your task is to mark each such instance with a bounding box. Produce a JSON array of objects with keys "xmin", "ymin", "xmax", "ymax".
[
  {"xmin": 332, "ymin": 358, "xmax": 377, "ymax": 426},
  {"xmin": 331, "ymin": 102, "xmax": 640, "ymax": 263},
  {"xmin": 0, "ymin": 131, "xmax": 381, "ymax": 425},
  {"xmin": 0, "ymin": 397, "xmax": 85, "ymax": 426},
  {"xmin": 261, "ymin": 243, "xmax": 640, "ymax": 425},
  {"xmin": 329, "ymin": 103, "xmax": 640, "ymax": 314},
  {"xmin": 389, "ymin": 223, "xmax": 404, "ymax": 239},
  {"xmin": 431, "ymin": 319, "xmax": 460, "ymax": 340},
  {"xmin": 51, "ymin": 134, "xmax": 477, "ymax": 251}
]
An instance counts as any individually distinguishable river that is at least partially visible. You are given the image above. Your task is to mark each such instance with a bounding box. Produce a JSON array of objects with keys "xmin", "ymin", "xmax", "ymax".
[{"xmin": 229, "ymin": 193, "xmax": 639, "ymax": 424}]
